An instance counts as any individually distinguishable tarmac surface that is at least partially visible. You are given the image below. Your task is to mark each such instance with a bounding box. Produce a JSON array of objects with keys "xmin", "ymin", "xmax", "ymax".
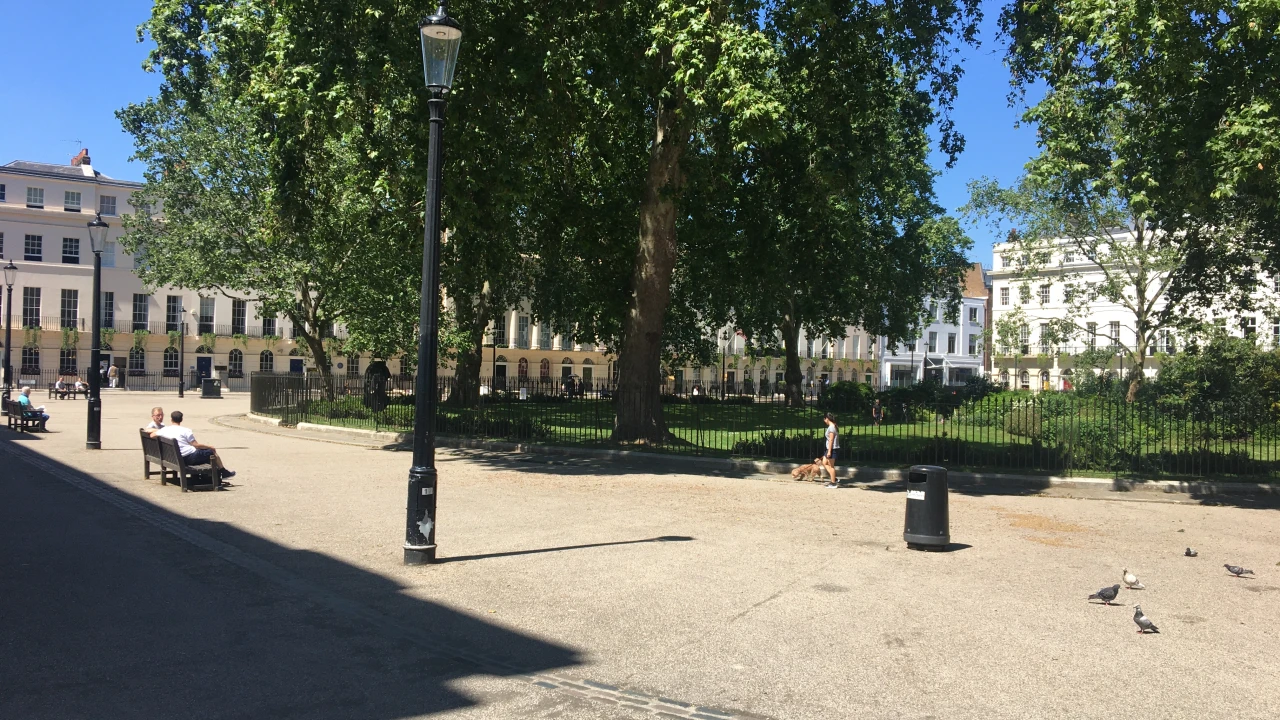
[{"xmin": 4, "ymin": 391, "xmax": 1280, "ymax": 719}]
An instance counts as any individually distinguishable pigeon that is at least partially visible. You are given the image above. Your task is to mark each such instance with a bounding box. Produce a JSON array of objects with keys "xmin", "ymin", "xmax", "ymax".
[
  {"xmin": 1123, "ymin": 569, "xmax": 1145, "ymax": 589},
  {"xmin": 1224, "ymin": 564, "xmax": 1254, "ymax": 577},
  {"xmin": 1184, "ymin": 548, "xmax": 1198, "ymax": 557},
  {"xmin": 1133, "ymin": 605, "xmax": 1159, "ymax": 634},
  {"xmin": 1088, "ymin": 584, "xmax": 1121, "ymax": 605}
]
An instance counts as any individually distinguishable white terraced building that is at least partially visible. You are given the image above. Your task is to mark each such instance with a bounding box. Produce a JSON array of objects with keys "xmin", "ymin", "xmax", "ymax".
[
  {"xmin": 988, "ymin": 229, "xmax": 1279, "ymax": 391},
  {"xmin": 879, "ymin": 264, "xmax": 990, "ymax": 387}
]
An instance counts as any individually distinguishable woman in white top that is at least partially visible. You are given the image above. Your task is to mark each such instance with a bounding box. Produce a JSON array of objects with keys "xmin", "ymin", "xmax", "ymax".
[{"xmin": 821, "ymin": 413, "xmax": 840, "ymax": 487}]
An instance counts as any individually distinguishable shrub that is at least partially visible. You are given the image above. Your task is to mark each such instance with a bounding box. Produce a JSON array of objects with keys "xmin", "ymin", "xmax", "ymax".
[
  {"xmin": 818, "ymin": 381, "xmax": 875, "ymax": 413},
  {"xmin": 732, "ymin": 431, "xmax": 824, "ymax": 459}
]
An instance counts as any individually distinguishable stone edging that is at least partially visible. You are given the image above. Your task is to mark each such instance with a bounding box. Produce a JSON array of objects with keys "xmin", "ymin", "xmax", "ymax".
[{"xmin": 240, "ymin": 413, "xmax": 1276, "ymax": 496}]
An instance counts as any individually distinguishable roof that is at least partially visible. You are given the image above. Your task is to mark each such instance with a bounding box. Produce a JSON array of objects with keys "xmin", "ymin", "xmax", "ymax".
[
  {"xmin": 1, "ymin": 159, "xmax": 142, "ymax": 188},
  {"xmin": 961, "ymin": 262, "xmax": 989, "ymax": 299}
]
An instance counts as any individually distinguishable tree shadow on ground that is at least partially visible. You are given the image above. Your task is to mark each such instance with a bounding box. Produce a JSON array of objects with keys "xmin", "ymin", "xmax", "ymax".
[
  {"xmin": 0, "ymin": 437, "xmax": 583, "ymax": 720},
  {"xmin": 427, "ymin": 447, "xmax": 771, "ymax": 479},
  {"xmin": 437, "ymin": 536, "xmax": 695, "ymax": 564}
]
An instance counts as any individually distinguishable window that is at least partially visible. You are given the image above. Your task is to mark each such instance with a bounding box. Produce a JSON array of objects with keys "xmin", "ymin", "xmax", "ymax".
[
  {"xmin": 1000, "ymin": 287, "xmax": 1009, "ymax": 306},
  {"xmin": 262, "ymin": 315, "xmax": 276, "ymax": 337},
  {"xmin": 228, "ymin": 349, "xmax": 244, "ymax": 378},
  {"xmin": 1110, "ymin": 321, "xmax": 1121, "ymax": 347},
  {"xmin": 101, "ymin": 241, "xmax": 115, "ymax": 268},
  {"xmin": 928, "ymin": 302, "xmax": 938, "ymax": 320},
  {"xmin": 163, "ymin": 347, "xmax": 179, "ymax": 376},
  {"xmin": 1063, "ymin": 285, "xmax": 1075, "ymax": 303},
  {"xmin": 806, "ymin": 338, "xmax": 814, "ymax": 358},
  {"xmin": 559, "ymin": 324, "xmax": 575, "ymax": 351},
  {"xmin": 345, "ymin": 354, "xmax": 360, "ymax": 377},
  {"xmin": 1039, "ymin": 284, "xmax": 1050, "ymax": 304},
  {"xmin": 517, "ymin": 316, "xmax": 530, "ymax": 348},
  {"xmin": 60, "ymin": 289, "xmax": 78, "ymax": 329},
  {"xmin": 165, "ymin": 296, "xmax": 183, "ymax": 332},
  {"xmin": 232, "ymin": 299, "xmax": 247, "ymax": 335},
  {"xmin": 26, "ymin": 187, "xmax": 44, "ymax": 208},
  {"xmin": 102, "ymin": 291, "xmax": 115, "ymax": 329},
  {"xmin": 198, "ymin": 297, "xmax": 215, "ymax": 334},
  {"xmin": 128, "ymin": 347, "xmax": 146, "ymax": 374},
  {"xmin": 260, "ymin": 350, "xmax": 275, "ymax": 371},
  {"xmin": 62, "ymin": 237, "xmax": 80, "ymax": 264},
  {"xmin": 850, "ymin": 335, "xmax": 860, "ymax": 360},
  {"xmin": 59, "ymin": 348, "xmax": 77, "ymax": 373},
  {"xmin": 518, "ymin": 358, "xmax": 528, "ymax": 378},
  {"xmin": 968, "ymin": 307, "xmax": 979, "ymax": 324},
  {"xmin": 820, "ymin": 339, "xmax": 829, "ymax": 359},
  {"xmin": 492, "ymin": 314, "xmax": 507, "ymax": 346},
  {"xmin": 1019, "ymin": 324, "xmax": 1030, "ymax": 355},
  {"xmin": 64, "ymin": 191, "xmax": 81, "ymax": 212},
  {"xmin": 132, "ymin": 293, "xmax": 149, "ymax": 331},
  {"xmin": 1243, "ymin": 316, "xmax": 1257, "ymax": 337},
  {"xmin": 1039, "ymin": 323, "xmax": 1050, "ymax": 354},
  {"xmin": 21, "ymin": 347, "xmax": 40, "ymax": 373},
  {"xmin": 927, "ymin": 332, "xmax": 938, "ymax": 353},
  {"xmin": 968, "ymin": 334, "xmax": 978, "ymax": 356},
  {"xmin": 1020, "ymin": 370, "xmax": 1030, "ymax": 390},
  {"xmin": 1086, "ymin": 322, "xmax": 1097, "ymax": 349},
  {"xmin": 99, "ymin": 195, "xmax": 117, "ymax": 216},
  {"xmin": 1063, "ymin": 250, "xmax": 1075, "ymax": 263},
  {"xmin": 24, "ymin": 234, "xmax": 42, "ymax": 261},
  {"xmin": 0, "ymin": 231, "xmax": 4, "ymax": 258},
  {"xmin": 539, "ymin": 358, "xmax": 551, "ymax": 379},
  {"xmin": 947, "ymin": 333, "xmax": 957, "ymax": 354},
  {"xmin": 1018, "ymin": 284, "xmax": 1030, "ymax": 304},
  {"xmin": 0, "ymin": 183, "xmax": 5, "ymax": 201},
  {"xmin": 22, "ymin": 287, "xmax": 40, "ymax": 328}
]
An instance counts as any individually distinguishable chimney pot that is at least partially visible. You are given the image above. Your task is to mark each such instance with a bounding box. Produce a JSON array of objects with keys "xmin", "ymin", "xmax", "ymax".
[{"xmin": 72, "ymin": 148, "xmax": 91, "ymax": 166}]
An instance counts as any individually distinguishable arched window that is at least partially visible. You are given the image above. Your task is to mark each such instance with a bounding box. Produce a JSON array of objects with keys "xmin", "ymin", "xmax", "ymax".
[
  {"xmin": 1000, "ymin": 369, "xmax": 1010, "ymax": 388},
  {"xmin": 20, "ymin": 347, "xmax": 40, "ymax": 374},
  {"xmin": 539, "ymin": 358, "xmax": 551, "ymax": 379},
  {"xmin": 228, "ymin": 348, "xmax": 244, "ymax": 378},
  {"xmin": 836, "ymin": 368, "xmax": 844, "ymax": 383},
  {"xmin": 1019, "ymin": 370, "xmax": 1030, "ymax": 390},
  {"xmin": 128, "ymin": 347, "xmax": 146, "ymax": 374},
  {"xmin": 1040, "ymin": 369, "xmax": 1050, "ymax": 391},
  {"xmin": 163, "ymin": 347, "xmax": 179, "ymax": 376},
  {"xmin": 288, "ymin": 347, "xmax": 301, "ymax": 356},
  {"xmin": 194, "ymin": 345, "xmax": 213, "ymax": 354},
  {"xmin": 581, "ymin": 358, "xmax": 593, "ymax": 365},
  {"xmin": 260, "ymin": 350, "xmax": 275, "ymax": 372},
  {"xmin": 59, "ymin": 348, "xmax": 78, "ymax": 374},
  {"xmin": 517, "ymin": 358, "xmax": 528, "ymax": 378}
]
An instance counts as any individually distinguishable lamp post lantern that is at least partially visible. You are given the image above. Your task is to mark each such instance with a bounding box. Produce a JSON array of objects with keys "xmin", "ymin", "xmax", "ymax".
[
  {"xmin": 86, "ymin": 212, "xmax": 109, "ymax": 449},
  {"xmin": 405, "ymin": 3, "xmax": 462, "ymax": 566},
  {"xmin": 2, "ymin": 260, "xmax": 17, "ymax": 416}
]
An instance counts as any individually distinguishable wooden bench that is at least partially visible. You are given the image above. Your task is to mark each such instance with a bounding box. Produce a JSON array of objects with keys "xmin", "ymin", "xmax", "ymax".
[
  {"xmin": 140, "ymin": 428, "xmax": 177, "ymax": 485},
  {"xmin": 48, "ymin": 384, "xmax": 89, "ymax": 400},
  {"xmin": 4, "ymin": 399, "xmax": 42, "ymax": 432},
  {"xmin": 156, "ymin": 435, "xmax": 222, "ymax": 492}
]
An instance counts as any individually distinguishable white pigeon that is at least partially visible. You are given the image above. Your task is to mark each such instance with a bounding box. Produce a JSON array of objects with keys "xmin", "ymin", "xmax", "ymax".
[{"xmin": 1123, "ymin": 568, "xmax": 1145, "ymax": 589}]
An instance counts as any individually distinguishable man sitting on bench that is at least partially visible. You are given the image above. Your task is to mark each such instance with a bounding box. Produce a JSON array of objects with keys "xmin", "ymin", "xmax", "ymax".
[
  {"xmin": 152, "ymin": 410, "xmax": 236, "ymax": 481},
  {"xmin": 54, "ymin": 378, "xmax": 69, "ymax": 399},
  {"xmin": 17, "ymin": 387, "xmax": 49, "ymax": 431}
]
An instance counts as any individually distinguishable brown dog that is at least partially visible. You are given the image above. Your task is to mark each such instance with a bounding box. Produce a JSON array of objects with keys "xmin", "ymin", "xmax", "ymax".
[{"xmin": 790, "ymin": 462, "xmax": 824, "ymax": 481}]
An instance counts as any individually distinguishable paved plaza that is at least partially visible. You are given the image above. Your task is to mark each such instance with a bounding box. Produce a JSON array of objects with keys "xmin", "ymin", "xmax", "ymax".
[{"xmin": 3, "ymin": 391, "xmax": 1280, "ymax": 719}]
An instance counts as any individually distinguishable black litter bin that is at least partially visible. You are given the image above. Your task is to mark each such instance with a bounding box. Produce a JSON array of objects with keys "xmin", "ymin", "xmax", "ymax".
[
  {"xmin": 903, "ymin": 464, "xmax": 949, "ymax": 550},
  {"xmin": 201, "ymin": 378, "xmax": 223, "ymax": 399}
]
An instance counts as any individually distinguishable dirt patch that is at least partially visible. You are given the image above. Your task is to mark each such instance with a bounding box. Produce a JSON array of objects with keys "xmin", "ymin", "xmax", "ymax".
[
  {"xmin": 1000, "ymin": 511, "xmax": 1091, "ymax": 534},
  {"xmin": 1242, "ymin": 585, "xmax": 1280, "ymax": 593},
  {"xmin": 1023, "ymin": 534, "xmax": 1082, "ymax": 548},
  {"xmin": 813, "ymin": 583, "xmax": 851, "ymax": 593}
]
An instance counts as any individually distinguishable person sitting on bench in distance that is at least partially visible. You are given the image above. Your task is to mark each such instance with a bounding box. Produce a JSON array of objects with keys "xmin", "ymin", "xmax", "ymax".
[
  {"xmin": 17, "ymin": 387, "xmax": 50, "ymax": 431},
  {"xmin": 152, "ymin": 410, "xmax": 236, "ymax": 480},
  {"xmin": 54, "ymin": 378, "xmax": 69, "ymax": 399},
  {"xmin": 74, "ymin": 376, "xmax": 87, "ymax": 393}
]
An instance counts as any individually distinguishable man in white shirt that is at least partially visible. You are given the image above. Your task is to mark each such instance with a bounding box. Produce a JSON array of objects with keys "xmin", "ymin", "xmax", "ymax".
[
  {"xmin": 153, "ymin": 410, "xmax": 236, "ymax": 480},
  {"xmin": 145, "ymin": 406, "xmax": 165, "ymax": 430}
]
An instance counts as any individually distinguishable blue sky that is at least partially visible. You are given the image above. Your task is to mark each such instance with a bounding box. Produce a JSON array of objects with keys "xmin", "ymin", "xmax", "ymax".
[{"xmin": 0, "ymin": 0, "xmax": 1037, "ymax": 266}]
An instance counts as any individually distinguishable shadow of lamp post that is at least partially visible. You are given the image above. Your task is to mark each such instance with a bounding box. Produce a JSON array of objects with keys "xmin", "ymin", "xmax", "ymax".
[{"xmin": 405, "ymin": 3, "xmax": 463, "ymax": 566}]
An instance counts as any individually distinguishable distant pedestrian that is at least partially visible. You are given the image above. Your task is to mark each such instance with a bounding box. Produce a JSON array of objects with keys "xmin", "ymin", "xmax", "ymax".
[
  {"xmin": 871, "ymin": 399, "xmax": 883, "ymax": 427},
  {"xmin": 107, "ymin": 364, "xmax": 119, "ymax": 388},
  {"xmin": 821, "ymin": 413, "xmax": 841, "ymax": 488}
]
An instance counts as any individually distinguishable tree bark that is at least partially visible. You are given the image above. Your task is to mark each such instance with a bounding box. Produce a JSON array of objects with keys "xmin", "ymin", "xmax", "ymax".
[
  {"xmin": 613, "ymin": 98, "xmax": 684, "ymax": 443},
  {"xmin": 450, "ymin": 283, "xmax": 492, "ymax": 408},
  {"xmin": 780, "ymin": 314, "xmax": 805, "ymax": 408}
]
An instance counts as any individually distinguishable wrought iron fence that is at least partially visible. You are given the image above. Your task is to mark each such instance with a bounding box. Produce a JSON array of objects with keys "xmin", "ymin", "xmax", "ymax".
[{"xmin": 248, "ymin": 374, "xmax": 1280, "ymax": 480}]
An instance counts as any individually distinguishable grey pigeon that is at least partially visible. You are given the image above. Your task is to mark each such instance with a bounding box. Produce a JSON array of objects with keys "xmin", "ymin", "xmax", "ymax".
[
  {"xmin": 1185, "ymin": 548, "xmax": 1197, "ymax": 557},
  {"xmin": 1224, "ymin": 564, "xmax": 1254, "ymax": 577},
  {"xmin": 1088, "ymin": 584, "xmax": 1121, "ymax": 605},
  {"xmin": 1133, "ymin": 605, "xmax": 1159, "ymax": 633},
  {"xmin": 1123, "ymin": 568, "xmax": 1145, "ymax": 589}
]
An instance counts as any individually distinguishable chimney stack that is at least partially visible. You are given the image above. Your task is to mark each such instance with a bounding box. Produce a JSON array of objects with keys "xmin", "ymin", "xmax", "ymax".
[{"xmin": 72, "ymin": 148, "xmax": 91, "ymax": 166}]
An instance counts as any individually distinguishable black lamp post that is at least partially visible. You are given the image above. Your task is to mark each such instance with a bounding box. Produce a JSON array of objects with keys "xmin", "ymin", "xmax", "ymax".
[
  {"xmin": 86, "ymin": 212, "xmax": 109, "ymax": 450},
  {"xmin": 178, "ymin": 305, "xmax": 187, "ymax": 398},
  {"xmin": 720, "ymin": 330, "xmax": 729, "ymax": 399},
  {"xmin": 405, "ymin": 3, "xmax": 462, "ymax": 566},
  {"xmin": 2, "ymin": 260, "xmax": 16, "ymax": 416}
]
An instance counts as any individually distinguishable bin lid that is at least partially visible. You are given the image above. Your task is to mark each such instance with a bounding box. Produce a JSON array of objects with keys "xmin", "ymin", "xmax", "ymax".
[{"xmin": 909, "ymin": 464, "xmax": 947, "ymax": 473}]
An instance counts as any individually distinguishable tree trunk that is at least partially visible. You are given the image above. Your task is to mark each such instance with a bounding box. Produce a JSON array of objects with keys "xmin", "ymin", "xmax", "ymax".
[
  {"xmin": 450, "ymin": 283, "xmax": 492, "ymax": 408},
  {"xmin": 612, "ymin": 98, "xmax": 684, "ymax": 443},
  {"xmin": 298, "ymin": 330, "xmax": 335, "ymax": 401},
  {"xmin": 781, "ymin": 310, "xmax": 805, "ymax": 408},
  {"xmin": 1126, "ymin": 334, "xmax": 1147, "ymax": 403}
]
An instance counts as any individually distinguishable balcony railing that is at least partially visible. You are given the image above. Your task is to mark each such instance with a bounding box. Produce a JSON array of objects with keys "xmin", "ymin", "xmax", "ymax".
[{"xmin": 23, "ymin": 316, "xmax": 88, "ymax": 332}]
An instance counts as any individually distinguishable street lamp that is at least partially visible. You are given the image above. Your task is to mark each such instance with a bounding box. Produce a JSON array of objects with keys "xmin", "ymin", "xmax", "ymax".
[
  {"xmin": 178, "ymin": 305, "xmax": 187, "ymax": 398},
  {"xmin": 405, "ymin": 3, "xmax": 462, "ymax": 566},
  {"xmin": 720, "ymin": 330, "xmax": 729, "ymax": 399},
  {"xmin": 2, "ymin": 260, "xmax": 17, "ymax": 416},
  {"xmin": 86, "ymin": 212, "xmax": 109, "ymax": 449}
]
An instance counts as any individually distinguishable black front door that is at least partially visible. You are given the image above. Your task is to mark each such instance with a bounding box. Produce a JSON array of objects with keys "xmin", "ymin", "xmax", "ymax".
[{"xmin": 196, "ymin": 356, "xmax": 212, "ymax": 380}]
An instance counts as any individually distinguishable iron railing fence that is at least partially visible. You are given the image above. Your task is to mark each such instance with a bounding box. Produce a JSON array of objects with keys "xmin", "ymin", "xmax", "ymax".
[
  {"xmin": 5, "ymin": 369, "xmax": 269, "ymax": 393},
  {"xmin": 248, "ymin": 374, "xmax": 1280, "ymax": 480}
]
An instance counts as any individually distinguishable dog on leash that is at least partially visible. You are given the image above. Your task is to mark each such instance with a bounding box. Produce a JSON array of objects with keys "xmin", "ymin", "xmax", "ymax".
[{"xmin": 791, "ymin": 461, "xmax": 825, "ymax": 481}]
